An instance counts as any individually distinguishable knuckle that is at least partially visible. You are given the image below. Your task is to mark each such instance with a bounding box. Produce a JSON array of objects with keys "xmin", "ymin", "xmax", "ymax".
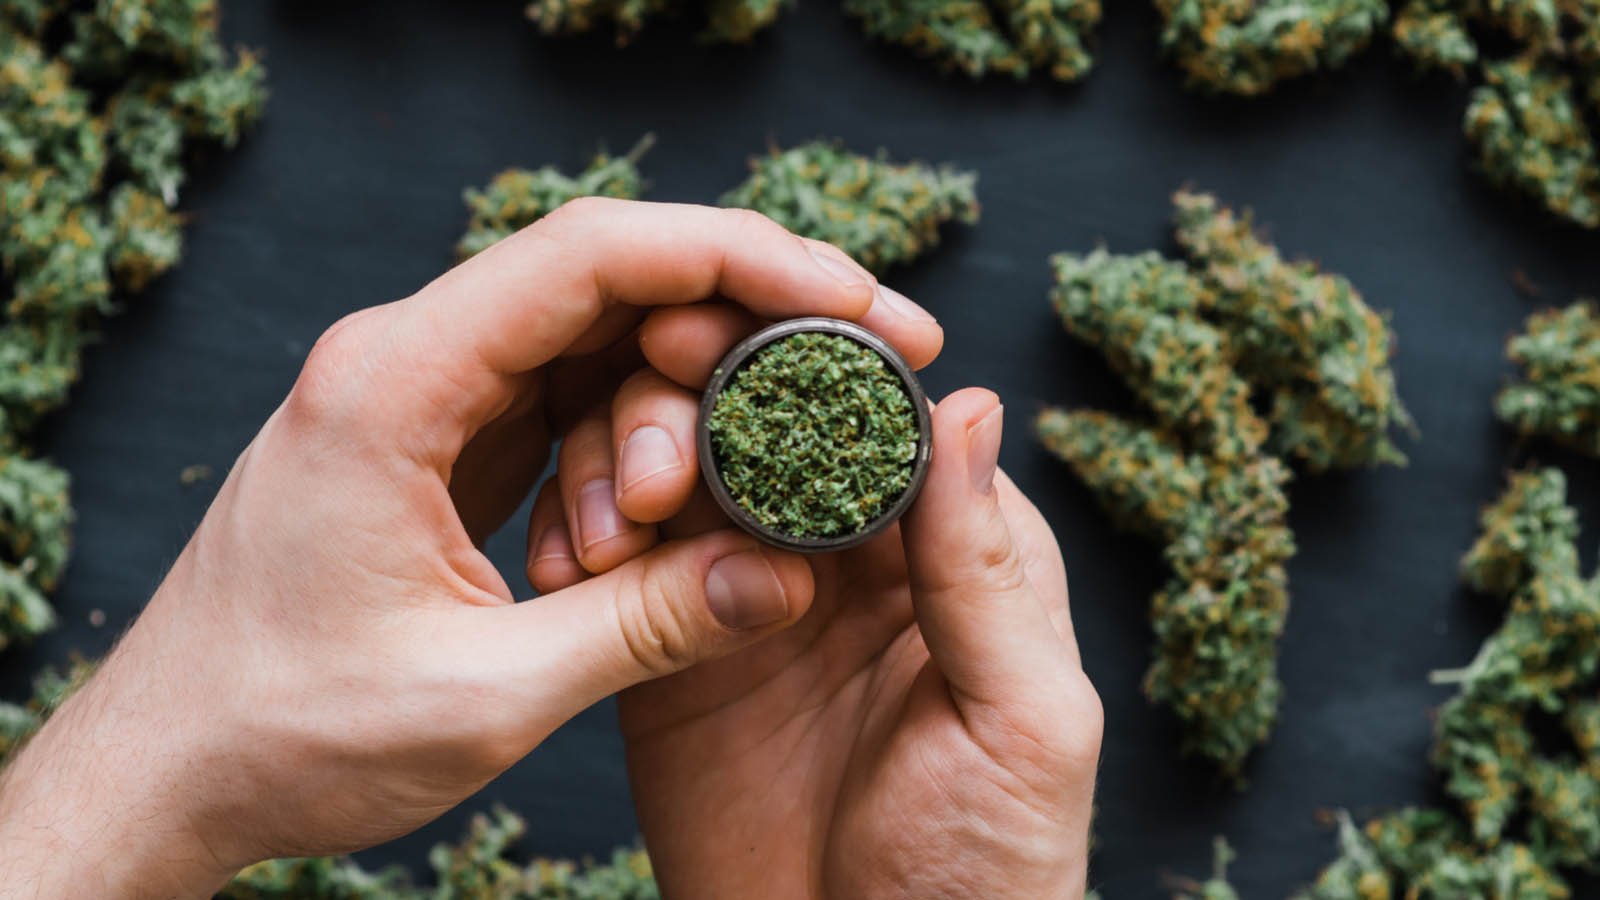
[
  {"xmin": 286, "ymin": 313, "xmax": 380, "ymax": 428},
  {"xmin": 722, "ymin": 206, "xmax": 779, "ymax": 235},
  {"xmin": 544, "ymin": 194, "xmax": 623, "ymax": 228},
  {"xmin": 612, "ymin": 561, "xmax": 700, "ymax": 678}
]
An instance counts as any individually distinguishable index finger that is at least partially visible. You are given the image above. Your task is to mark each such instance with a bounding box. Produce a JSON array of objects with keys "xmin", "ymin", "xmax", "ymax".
[{"xmin": 381, "ymin": 199, "xmax": 879, "ymax": 446}]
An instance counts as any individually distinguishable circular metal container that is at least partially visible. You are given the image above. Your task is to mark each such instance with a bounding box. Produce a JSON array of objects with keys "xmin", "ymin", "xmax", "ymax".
[{"xmin": 697, "ymin": 317, "xmax": 934, "ymax": 554}]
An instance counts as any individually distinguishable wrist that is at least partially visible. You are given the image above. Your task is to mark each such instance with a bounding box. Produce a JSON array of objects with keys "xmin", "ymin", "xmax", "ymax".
[{"xmin": 0, "ymin": 616, "xmax": 240, "ymax": 897}]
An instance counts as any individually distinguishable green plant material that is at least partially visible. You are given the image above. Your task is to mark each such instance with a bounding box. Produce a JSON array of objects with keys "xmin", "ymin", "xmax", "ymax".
[
  {"xmin": 842, "ymin": 0, "xmax": 1099, "ymax": 81},
  {"xmin": 218, "ymin": 807, "xmax": 657, "ymax": 899},
  {"xmin": 524, "ymin": 0, "xmax": 787, "ymax": 44},
  {"xmin": 1300, "ymin": 808, "xmax": 1572, "ymax": 899},
  {"xmin": 1461, "ymin": 468, "xmax": 1581, "ymax": 597},
  {"xmin": 1171, "ymin": 837, "xmax": 1241, "ymax": 900},
  {"xmin": 1048, "ymin": 248, "xmax": 1267, "ymax": 461},
  {"xmin": 1153, "ymin": 0, "xmax": 1389, "ymax": 96},
  {"xmin": 0, "ymin": 0, "xmax": 265, "ymax": 656},
  {"xmin": 707, "ymin": 331, "xmax": 919, "ymax": 539},
  {"xmin": 1497, "ymin": 300, "xmax": 1600, "ymax": 456},
  {"xmin": 1466, "ymin": 56, "xmax": 1600, "ymax": 229},
  {"xmin": 455, "ymin": 136, "xmax": 653, "ymax": 260},
  {"xmin": 1431, "ymin": 694, "xmax": 1535, "ymax": 844},
  {"xmin": 1391, "ymin": 0, "xmax": 1480, "ymax": 75},
  {"xmin": 0, "ymin": 656, "xmax": 92, "ymax": 759},
  {"xmin": 1171, "ymin": 190, "xmax": 1411, "ymax": 470},
  {"xmin": 219, "ymin": 857, "xmax": 416, "ymax": 900},
  {"xmin": 720, "ymin": 140, "xmax": 979, "ymax": 274},
  {"xmin": 1034, "ymin": 409, "xmax": 1294, "ymax": 775}
]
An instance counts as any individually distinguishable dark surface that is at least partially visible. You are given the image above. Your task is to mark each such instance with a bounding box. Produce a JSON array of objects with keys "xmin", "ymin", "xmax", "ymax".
[{"xmin": 5, "ymin": 1, "xmax": 1600, "ymax": 895}]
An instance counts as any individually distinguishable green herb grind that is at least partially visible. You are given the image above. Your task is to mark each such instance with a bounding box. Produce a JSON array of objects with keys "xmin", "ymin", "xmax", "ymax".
[{"xmin": 707, "ymin": 332, "xmax": 920, "ymax": 539}]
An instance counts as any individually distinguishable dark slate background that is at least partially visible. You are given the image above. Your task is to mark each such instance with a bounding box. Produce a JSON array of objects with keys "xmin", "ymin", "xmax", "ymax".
[{"xmin": 4, "ymin": 1, "xmax": 1600, "ymax": 895}]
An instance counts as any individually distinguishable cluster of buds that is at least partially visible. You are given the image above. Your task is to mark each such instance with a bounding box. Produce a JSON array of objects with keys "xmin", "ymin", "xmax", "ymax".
[
  {"xmin": 0, "ymin": 0, "xmax": 265, "ymax": 654},
  {"xmin": 1153, "ymin": 0, "xmax": 1390, "ymax": 95},
  {"xmin": 526, "ymin": 0, "xmax": 788, "ymax": 45},
  {"xmin": 1497, "ymin": 299, "xmax": 1600, "ymax": 456},
  {"xmin": 843, "ymin": 0, "xmax": 1100, "ymax": 81},
  {"xmin": 1305, "ymin": 468, "xmax": 1600, "ymax": 897},
  {"xmin": 1036, "ymin": 190, "xmax": 1408, "ymax": 776}
]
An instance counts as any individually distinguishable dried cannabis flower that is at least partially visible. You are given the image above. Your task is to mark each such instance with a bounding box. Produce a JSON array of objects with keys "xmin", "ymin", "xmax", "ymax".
[
  {"xmin": 0, "ymin": 0, "xmax": 265, "ymax": 655},
  {"xmin": 707, "ymin": 332, "xmax": 919, "ymax": 539},
  {"xmin": 1172, "ymin": 190, "xmax": 1412, "ymax": 470},
  {"xmin": 456, "ymin": 136, "xmax": 653, "ymax": 260},
  {"xmin": 1497, "ymin": 300, "xmax": 1600, "ymax": 456},
  {"xmin": 1049, "ymin": 248, "xmax": 1267, "ymax": 461},
  {"xmin": 526, "ymin": 0, "xmax": 788, "ymax": 45},
  {"xmin": 843, "ymin": 0, "xmax": 1100, "ymax": 81},
  {"xmin": 1154, "ymin": 0, "xmax": 1389, "ymax": 95},
  {"xmin": 1307, "ymin": 468, "xmax": 1600, "ymax": 896},
  {"xmin": 1170, "ymin": 837, "xmax": 1241, "ymax": 900},
  {"xmin": 720, "ymin": 141, "xmax": 978, "ymax": 274},
  {"xmin": 1034, "ymin": 409, "xmax": 1294, "ymax": 775},
  {"xmin": 1466, "ymin": 56, "xmax": 1600, "ymax": 229}
]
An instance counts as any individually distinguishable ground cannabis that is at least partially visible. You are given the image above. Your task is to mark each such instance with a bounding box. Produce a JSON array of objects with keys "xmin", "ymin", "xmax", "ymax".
[
  {"xmin": 0, "ymin": 0, "xmax": 265, "ymax": 656},
  {"xmin": 1036, "ymin": 190, "xmax": 1406, "ymax": 775},
  {"xmin": 720, "ymin": 141, "xmax": 979, "ymax": 275},
  {"xmin": 526, "ymin": 0, "xmax": 787, "ymax": 45},
  {"xmin": 843, "ymin": 0, "xmax": 1100, "ymax": 81},
  {"xmin": 1154, "ymin": 0, "xmax": 1389, "ymax": 95},
  {"xmin": 707, "ymin": 331, "xmax": 919, "ymax": 539},
  {"xmin": 456, "ymin": 137, "xmax": 653, "ymax": 260},
  {"xmin": 1302, "ymin": 467, "xmax": 1600, "ymax": 897},
  {"xmin": 1497, "ymin": 299, "xmax": 1600, "ymax": 456}
]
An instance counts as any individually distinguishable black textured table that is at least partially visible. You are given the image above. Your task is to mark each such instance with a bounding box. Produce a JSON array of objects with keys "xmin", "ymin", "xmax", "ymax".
[{"xmin": 6, "ymin": 2, "xmax": 1600, "ymax": 895}]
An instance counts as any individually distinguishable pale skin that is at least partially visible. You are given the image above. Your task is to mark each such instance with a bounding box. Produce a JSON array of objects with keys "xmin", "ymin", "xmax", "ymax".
[{"xmin": 0, "ymin": 199, "xmax": 1102, "ymax": 899}]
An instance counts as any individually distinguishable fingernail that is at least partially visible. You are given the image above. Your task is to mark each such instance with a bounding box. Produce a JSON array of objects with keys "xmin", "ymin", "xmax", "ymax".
[
  {"xmin": 577, "ymin": 479, "xmax": 628, "ymax": 550},
  {"xmin": 533, "ymin": 521, "xmax": 574, "ymax": 562},
  {"xmin": 705, "ymin": 549, "xmax": 789, "ymax": 630},
  {"xmin": 808, "ymin": 245, "xmax": 871, "ymax": 287},
  {"xmin": 619, "ymin": 426, "xmax": 682, "ymax": 492},
  {"xmin": 967, "ymin": 404, "xmax": 1003, "ymax": 495},
  {"xmin": 877, "ymin": 284, "xmax": 936, "ymax": 323}
]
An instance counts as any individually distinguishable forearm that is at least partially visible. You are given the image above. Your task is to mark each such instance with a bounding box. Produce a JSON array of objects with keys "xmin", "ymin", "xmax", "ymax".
[{"xmin": 0, "ymin": 617, "xmax": 236, "ymax": 899}]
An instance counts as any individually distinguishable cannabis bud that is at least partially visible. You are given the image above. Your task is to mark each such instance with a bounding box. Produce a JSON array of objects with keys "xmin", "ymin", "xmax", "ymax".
[
  {"xmin": 1170, "ymin": 837, "xmax": 1241, "ymax": 900},
  {"xmin": 720, "ymin": 141, "xmax": 979, "ymax": 274},
  {"xmin": 1036, "ymin": 189, "xmax": 1406, "ymax": 776},
  {"xmin": 456, "ymin": 136, "xmax": 654, "ymax": 260},
  {"xmin": 700, "ymin": 319, "xmax": 930, "ymax": 551},
  {"xmin": 843, "ymin": 0, "xmax": 1100, "ymax": 81},
  {"xmin": 1497, "ymin": 300, "xmax": 1600, "ymax": 456},
  {"xmin": 526, "ymin": 0, "xmax": 788, "ymax": 45},
  {"xmin": 1154, "ymin": 0, "xmax": 1389, "ymax": 95}
]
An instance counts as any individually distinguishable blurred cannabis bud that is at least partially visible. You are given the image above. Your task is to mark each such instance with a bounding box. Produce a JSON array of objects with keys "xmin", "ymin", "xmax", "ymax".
[
  {"xmin": 1170, "ymin": 837, "xmax": 1241, "ymax": 900},
  {"xmin": 1172, "ymin": 190, "xmax": 1412, "ymax": 470},
  {"xmin": 526, "ymin": 0, "xmax": 788, "ymax": 45},
  {"xmin": 1303, "ymin": 467, "xmax": 1600, "ymax": 896},
  {"xmin": 220, "ymin": 806, "xmax": 658, "ymax": 899},
  {"xmin": 1393, "ymin": 0, "xmax": 1600, "ymax": 228},
  {"xmin": 1154, "ymin": 0, "xmax": 1389, "ymax": 95},
  {"xmin": 1036, "ymin": 189, "xmax": 1406, "ymax": 775},
  {"xmin": 0, "ymin": 657, "xmax": 92, "ymax": 759},
  {"xmin": 721, "ymin": 141, "xmax": 979, "ymax": 274},
  {"xmin": 843, "ymin": 0, "xmax": 1100, "ymax": 81},
  {"xmin": 1497, "ymin": 300, "xmax": 1600, "ymax": 456},
  {"xmin": 0, "ymin": 0, "xmax": 264, "ymax": 656},
  {"xmin": 707, "ymin": 332, "xmax": 919, "ymax": 538},
  {"xmin": 456, "ymin": 136, "xmax": 653, "ymax": 260}
]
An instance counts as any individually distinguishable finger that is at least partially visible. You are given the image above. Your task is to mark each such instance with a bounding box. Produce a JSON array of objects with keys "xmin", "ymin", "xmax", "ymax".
[
  {"xmin": 901, "ymin": 388, "xmax": 1070, "ymax": 709},
  {"xmin": 544, "ymin": 334, "xmax": 647, "ymax": 437},
  {"xmin": 612, "ymin": 370, "xmax": 699, "ymax": 524},
  {"xmin": 383, "ymin": 200, "xmax": 879, "ymax": 451},
  {"xmin": 996, "ymin": 470, "xmax": 1079, "ymax": 665},
  {"xmin": 558, "ymin": 414, "xmax": 658, "ymax": 574},
  {"xmin": 450, "ymin": 376, "xmax": 549, "ymax": 545},
  {"xmin": 659, "ymin": 482, "xmax": 732, "ymax": 542},
  {"xmin": 801, "ymin": 239, "xmax": 943, "ymax": 370},
  {"xmin": 527, "ymin": 480, "xmax": 587, "ymax": 594},
  {"xmin": 490, "ymin": 529, "xmax": 816, "ymax": 712},
  {"xmin": 639, "ymin": 303, "xmax": 761, "ymax": 389}
]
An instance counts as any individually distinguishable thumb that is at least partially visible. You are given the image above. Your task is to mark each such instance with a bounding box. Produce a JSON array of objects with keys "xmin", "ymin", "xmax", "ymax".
[
  {"xmin": 902, "ymin": 388, "xmax": 1068, "ymax": 709},
  {"xmin": 492, "ymin": 530, "xmax": 814, "ymax": 710}
]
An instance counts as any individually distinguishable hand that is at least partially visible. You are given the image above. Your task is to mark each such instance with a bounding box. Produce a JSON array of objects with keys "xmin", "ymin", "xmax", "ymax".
[
  {"xmin": 535, "ymin": 375, "xmax": 1104, "ymax": 894},
  {"xmin": 0, "ymin": 199, "xmax": 946, "ymax": 898}
]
